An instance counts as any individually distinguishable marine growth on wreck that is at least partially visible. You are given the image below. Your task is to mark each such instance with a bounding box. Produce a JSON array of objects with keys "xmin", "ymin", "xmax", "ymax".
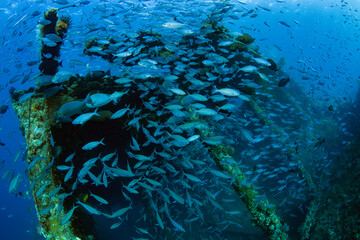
[{"xmin": 1, "ymin": 1, "xmax": 360, "ymax": 240}]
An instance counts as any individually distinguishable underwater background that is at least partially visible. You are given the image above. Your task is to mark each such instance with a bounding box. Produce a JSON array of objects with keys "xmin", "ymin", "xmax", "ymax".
[{"xmin": 0, "ymin": 0, "xmax": 359, "ymax": 240}]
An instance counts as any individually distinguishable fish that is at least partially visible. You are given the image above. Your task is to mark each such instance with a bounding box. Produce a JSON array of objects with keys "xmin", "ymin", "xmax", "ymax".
[
  {"xmin": 169, "ymin": 88, "xmax": 186, "ymax": 96},
  {"xmin": 144, "ymin": 177, "xmax": 162, "ymax": 187},
  {"xmin": 127, "ymin": 151, "xmax": 153, "ymax": 162},
  {"xmin": 86, "ymin": 93, "xmax": 112, "ymax": 108},
  {"xmin": 314, "ymin": 138, "xmax": 325, "ymax": 150},
  {"xmin": 218, "ymin": 40, "xmax": 233, "ymax": 47},
  {"xmin": 188, "ymin": 94, "xmax": 208, "ymax": 102},
  {"xmin": 110, "ymin": 222, "xmax": 122, "ymax": 229},
  {"xmin": 38, "ymin": 19, "xmax": 52, "ymax": 25},
  {"xmin": 111, "ymin": 204, "xmax": 132, "ymax": 218},
  {"xmin": 279, "ymin": 21, "xmax": 291, "ymax": 28},
  {"xmin": 106, "ymin": 165, "xmax": 135, "ymax": 178},
  {"xmin": 45, "ymin": 33, "xmax": 62, "ymax": 43},
  {"xmin": 168, "ymin": 189, "xmax": 184, "ymax": 204},
  {"xmin": 48, "ymin": 184, "xmax": 62, "ymax": 198},
  {"xmin": 168, "ymin": 215, "xmax": 185, "ymax": 232},
  {"xmin": 36, "ymin": 183, "xmax": 49, "ymax": 197},
  {"xmin": 72, "ymin": 108, "xmax": 100, "ymax": 125},
  {"xmin": 82, "ymin": 138, "xmax": 105, "ymax": 150},
  {"xmin": 110, "ymin": 107, "xmax": 129, "ymax": 119},
  {"xmin": 278, "ymin": 77, "xmax": 290, "ymax": 87},
  {"xmin": 64, "ymin": 165, "xmax": 74, "ymax": 182},
  {"xmin": 41, "ymin": 37, "xmax": 57, "ymax": 47},
  {"xmin": 213, "ymin": 87, "xmax": 240, "ymax": 97},
  {"xmin": 53, "ymin": 0, "xmax": 70, "ymax": 4},
  {"xmin": 9, "ymin": 174, "xmax": 20, "ymax": 193},
  {"xmin": 43, "ymin": 84, "xmax": 64, "ymax": 98},
  {"xmin": 54, "ymin": 100, "xmax": 84, "ymax": 120},
  {"xmin": 101, "ymin": 150, "xmax": 117, "ymax": 162},
  {"xmin": 61, "ymin": 205, "xmax": 78, "ymax": 225},
  {"xmin": 39, "ymin": 205, "xmax": 55, "ymax": 216},
  {"xmin": 90, "ymin": 191, "xmax": 109, "ymax": 205},
  {"xmin": 65, "ymin": 152, "xmax": 75, "ymax": 163},
  {"xmin": 162, "ymin": 21, "xmax": 188, "ymax": 29},
  {"xmin": 183, "ymin": 172, "xmax": 201, "ymax": 182},
  {"xmin": 18, "ymin": 91, "xmax": 34, "ymax": 103},
  {"xmin": 258, "ymin": 72, "xmax": 271, "ymax": 83},
  {"xmin": 124, "ymin": 185, "xmax": 139, "ymax": 194},
  {"xmin": 195, "ymin": 108, "xmax": 217, "ymax": 116},
  {"xmin": 77, "ymin": 201, "xmax": 102, "ymax": 215},
  {"xmin": 156, "ymin": 211, "xmax": 164, "ymax": 229},
  {"xmin": 52, "ymin": 71, "xmax": 77, "ymax": 84},
  {"xmin": 239, "ymin": 65, "xmax": 258, "ymax": 73},
  {"xmin": 253, "ymin": 58, "xmax": 271, "ymax": 67}
]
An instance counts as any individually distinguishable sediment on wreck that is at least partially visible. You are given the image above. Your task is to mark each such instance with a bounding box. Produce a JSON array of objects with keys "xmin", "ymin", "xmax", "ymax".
[
  {"xmin": 12, "ymin": 95, "xmax": 88, "ymax": 240},
  {"xmin": 11, "ymin": 9, "xmax": 89, "ymax": 240},
  {"xmin": 207, "ymin": 143, "xmax": 288, "ymax": 240}
]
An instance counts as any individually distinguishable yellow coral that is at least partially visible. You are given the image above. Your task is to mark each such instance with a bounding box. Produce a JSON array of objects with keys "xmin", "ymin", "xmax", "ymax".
[{"xmin": 56, "ymin": 21, "xmax": 69, "ymax": 37}]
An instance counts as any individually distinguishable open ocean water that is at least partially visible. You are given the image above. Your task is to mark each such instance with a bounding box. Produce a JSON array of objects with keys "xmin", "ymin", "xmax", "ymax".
[{"xmin": 0, "ymin": 0, "xmax": 359, "ymax": 240}]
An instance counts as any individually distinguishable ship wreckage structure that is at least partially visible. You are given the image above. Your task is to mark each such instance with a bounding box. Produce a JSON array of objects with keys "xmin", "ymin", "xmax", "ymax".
[{"xmin": 10, "ymin": 7, "xmax": 360, "ymax": 240}]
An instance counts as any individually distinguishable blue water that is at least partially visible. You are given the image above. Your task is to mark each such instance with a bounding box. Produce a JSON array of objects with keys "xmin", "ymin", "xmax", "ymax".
[{"xmin": 0, "ymin": 0, "xmax": 359, "ymax": 239}]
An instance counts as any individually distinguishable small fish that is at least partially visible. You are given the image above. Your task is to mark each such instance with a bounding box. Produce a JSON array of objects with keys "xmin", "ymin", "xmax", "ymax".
[
  {"xmin": 279, "ymin": 21, "xmax": 291, "ymax": 28},
  {"xmin": 101, "ymin": 150, "xmax": 117, "ymax": 162},
  {"xmin": 48, "ymin": 184, "xmax": 62, "ymax": 198},
  {"xmin": 38, "ymin": 19, "xmax": 52, "ymax": 25},
  {"xmin": 65, "ymin": 152, "xmax": 75, "ymax": 163},
  {"xmin": 9, "ymin": 174, "xmax": 20, "ymax": 193},
  {"xmin": 218, "ymin": 40, "xmax": 233, "ymax": 47},
  {"xmin": 64, "ymin": 165, "xmax": 74, "ymax": 182},
  {"xmin": 213, "ymin": 88, "xmax": 240, "ymax": 97},
  {"xmin": 110, "ymin": 107, "xmax": 129, "ymax": 119},
  {"xmin": 162, "ymin": 21, "xmax": 187, "ymax": 29},
  {"xmin": 110, "ymin": 222, "xmax": 122, "ymax": 229},
  {"xmin": 169, "ymin": 88, "xmax": 186, "ymax": 95},
  {"xmin": 52, "ymin": 71, "xmax": 76, "ymax": 84},
  {"xmin": 41, "ymin": 37, "xmax": 57, "ymax": 47},
  {"xmin": 253, "ymin": 58, "xmax": 271, "ymax": 67},
  {"xmin": 258, "ymin": 72, "xmax": 271, "ymax": 82},
  {"xmin": 18, "ymin": 91, "xmax": 35, "ymax": 103},
  {"xmin": 111, "ymin": 204, "xmax": 132, "ymax": 218},
  {"xmin": 90, "ymin": 191, "xmax": 109, "ymax": 205},
  {"xmin": 187, "ymin": 135, "xmax": 200, "ymax": 142},
  {"xmin": 195, "ymin": 108, "xmax": 217, "ymax": 116},
  {"xmin": 36, "ymin": 183, "xmax": 49, "ymax": 197},
  {"xmin": 239, "ymin": 65, "xmax": 258, "ymax": 73},
  {"xmin": 127, "ymin": 151, "xmax": 153, "ymax": 162},
  {"xmin": 45, "ymin": 33, "xmax": 62, "ymax": 43},
  {"xmin": 278, "ymin": 77, "xmax": 290, "ymax": 87},
  {"xmin": 168, "ymin": 215, "xmax": 185, "ymax": 232},
  {"xmin": 61, "ymin": 205, "xmax": 78, "ymax": 225},
  {"xmin": 156, "ymin": 211, "xmax": 164, "ymax": 229},
  {"xmin": 124, "ymin": 185, "xmax": 139, "ymax": 194},
  {"xmin": 168, "ymin": 189, "xmax": 184, "ymax": 204},
  {"xmin": 43, "ymin": 84, "xmax": 64, "ymax": 98},
  {"xmin": 145, "ymin": 177, "xmax": 162, "ymax": 187},
  {"xmin": 183, "ymin": 172, "xmax": 201, "ymax": 182},
  {"xmin": 82, "ymin": 138, "xmax": 105, "ymax": 150},
  {"xmin": 39, "ymin": 205, "xmax": 54, "ymax": 215},
  {"xmin": 106, "ymin": 165, "xmax": 135, "ymax": 178},
  {"xmin": 241, "ymin": 129, "xmax": 254, "ymax": 143},
  {"xmin": 314, "ymin": 138, "xmax": 325, "ymax": 150},
  {"xmin": 77, "ymin": 201, "xmax": 102, "ymax": 215},
  {"xmin": 72, "ymin": 108, "xmax": 100, "ymax": 125}
]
